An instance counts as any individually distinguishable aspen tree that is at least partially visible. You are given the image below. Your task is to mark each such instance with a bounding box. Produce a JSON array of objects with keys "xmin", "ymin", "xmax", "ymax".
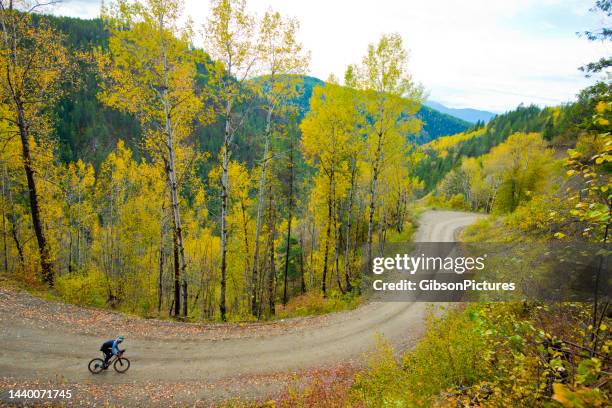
[
  {"xmin": 350, "ymin": 34, "xmax": 423, "ymax": 270},
  {"xmin": 251, "ymin": 9, "xmax": 309, "ymax": 315},
  {"xmin": 0, "ymin": 0, "xmax": 73, "ymax": 285},
  {"xmin": 98, "ymin": 0, "xmax": 208, "ymax": 317},
  {"xmin": 301, "ymin": 78, "xmax": 353, "ymax": 296},
  {"xmin": 204, "ymin": 0, "xmax": 257, "ymax": 320}
]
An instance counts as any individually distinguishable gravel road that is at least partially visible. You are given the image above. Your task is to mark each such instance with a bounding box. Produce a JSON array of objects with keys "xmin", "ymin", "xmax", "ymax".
[{"xmin": 0, "ymin": 210, "xmax": 483, "ymax": 406}]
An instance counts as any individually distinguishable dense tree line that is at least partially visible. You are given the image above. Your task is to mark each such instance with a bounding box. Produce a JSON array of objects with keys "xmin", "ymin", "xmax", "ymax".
[
  {"xmin": 413, "ymin": 95, "xmax": 603, "ymax": 192},
  {"xmin": 0, "ymin": 0, "xmax": 426, "ymax": 321},
  {"xmin": 431, "ymin": 132, "xmax": 555, "ymax": 213},
  {"xmin": 31, "ymin": 14, "xmax": 467, "ymax": 170}
]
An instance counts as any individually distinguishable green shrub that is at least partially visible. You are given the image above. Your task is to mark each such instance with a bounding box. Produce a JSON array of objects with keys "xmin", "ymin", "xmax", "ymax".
[
  {"xmin": 447, "ymin": 193, "xmax": 469, "ymax": 210},
  {"xmin": 55, "ymin": 269, "xmax": 107, "ymax": 307},
  {"xmin": 350, "ymin": 306, "xmax": 488, "ymax": 407},
  {"xmin": 351, "ymin": 335, "xmax": 410, "ymax": 406},
  {"xmin": 402, "ymin": 307, "xmax": 488, "ymax": 399},
  {"xmin": 424, "ymin": 193, "xmax": 470, "ymax": 211},
  {"xmin": 276, "ymin": 290, "xmax": 361, "ymax": 318},
  {"xmin": 461, "ymin": 216, "xmax": 500, "ymax": 242}
]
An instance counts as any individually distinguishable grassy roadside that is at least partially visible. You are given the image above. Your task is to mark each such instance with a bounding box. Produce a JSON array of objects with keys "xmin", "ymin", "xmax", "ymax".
[
  {"xmin": 0, "ymin": 270, "xmax": 61, "ymax": 302},
  {"xmin": 241, "ymin": 303, "xmax": 609, "ymax": 408}
]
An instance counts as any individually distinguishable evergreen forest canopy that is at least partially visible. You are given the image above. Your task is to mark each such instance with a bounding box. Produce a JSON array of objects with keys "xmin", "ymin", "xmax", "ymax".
[{"xmin": 0, "ymin": 0, "xmax": 609, "ymax": 326}]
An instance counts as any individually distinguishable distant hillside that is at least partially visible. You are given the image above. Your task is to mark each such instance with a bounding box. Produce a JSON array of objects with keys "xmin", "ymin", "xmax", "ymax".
[
  {"xmin": 44, "ymin": 14, "xmax": 470, "ymax": 168},
  {"xmin": 424, "ymin": 100, "xmax": 496, "ymax": 124},
  {"xmin": 415, "ymin": 105, "xmax": 470, "ymax": 143},
  {"xmin": 296, "ymin": 77, "xmax": 470, "ymax": 143},
  {"xmin": 413, "ymin": 101, "xmax": 588, "ymax": 192}
]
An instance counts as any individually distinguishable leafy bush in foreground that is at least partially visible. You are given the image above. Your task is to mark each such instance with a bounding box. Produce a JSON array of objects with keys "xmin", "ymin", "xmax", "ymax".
[
  {"xmin": 276, "ymin": 291, "xmax": 361, "ymax": 318},
  {"xmin": 277, "ymin": 303, "xmax": 609, "ymax": 407}
]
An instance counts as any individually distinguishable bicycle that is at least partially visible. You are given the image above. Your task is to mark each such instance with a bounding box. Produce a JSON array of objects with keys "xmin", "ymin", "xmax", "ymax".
[{"xmin": 88, "ymin": 350, "xmax": 130, "ymax": 374}]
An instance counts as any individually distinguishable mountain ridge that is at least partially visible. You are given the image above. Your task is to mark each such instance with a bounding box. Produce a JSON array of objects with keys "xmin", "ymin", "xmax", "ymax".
[{"xmin": 424, "ymin": 100, "xmax": 496, "ymax": 124}]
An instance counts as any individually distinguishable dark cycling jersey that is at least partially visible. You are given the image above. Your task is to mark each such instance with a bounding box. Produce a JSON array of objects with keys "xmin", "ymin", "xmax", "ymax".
[{"xmin": 100, "ymin": 339, "xmax": 122, "ymax": 355}]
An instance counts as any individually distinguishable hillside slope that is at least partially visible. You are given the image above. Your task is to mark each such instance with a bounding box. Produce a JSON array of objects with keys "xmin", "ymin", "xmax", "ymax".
[
  {"xmin": 413, "ymin": 101, "xmax": 589, "ymax": 192},
  {"xmin": 45, "ymin": 15, "xmax": 468, "ymax": 167}
]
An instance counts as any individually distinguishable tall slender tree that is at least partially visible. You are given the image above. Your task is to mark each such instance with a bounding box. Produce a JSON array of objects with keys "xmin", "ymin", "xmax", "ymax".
[
  {"xmin": 250, "ymin": 9, "xmax": 309, "ymax": 315},
  {"xmin": 0, "ymin": 0, "xmax": 73, "ymax": 285},
  {"xmin": 282, "ymin": 120, "xmax": 296, "ymax": 305},
  {"xmin": 98, "ymin": 0, "xmax": 208, "ymax": 318},
  {"xmin": 204, "ymin": 0, "xmax": 258, "ymax": 321},
  {"xmin": 301, "ymin": 77, "xmax": 354, "ymax": 296},
  {"xmin": 350, "ymin": 34, "xmax": 423, "ymax": 270}
]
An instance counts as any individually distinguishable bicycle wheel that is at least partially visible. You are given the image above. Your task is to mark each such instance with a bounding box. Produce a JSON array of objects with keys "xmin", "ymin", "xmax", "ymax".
[
  {"xmin": 114, "ymin": 357, "xmax": 130, "ymax": 373},
  {"xmin": 88, "ymin": 358, "xmax": 105, "ymax": 374}
]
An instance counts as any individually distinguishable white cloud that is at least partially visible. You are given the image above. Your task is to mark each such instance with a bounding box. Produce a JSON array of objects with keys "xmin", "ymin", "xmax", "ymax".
[
  {"xmin": 50, "ymin": 0, "xmax": 610, "ymax": 112},
  {"xmin": 52, "ymin": 0, "xmax": 100, "ymax": 19}
]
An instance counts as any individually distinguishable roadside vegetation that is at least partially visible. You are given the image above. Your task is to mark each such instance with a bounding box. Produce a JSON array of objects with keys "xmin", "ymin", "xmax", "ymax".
[
  {"xmin": 266, "ymin": 2, "xmax": 612, "ymax": 405},
  {"xmin": 267, "ymin": 98, "xmax": 611, "ymax": 406}
]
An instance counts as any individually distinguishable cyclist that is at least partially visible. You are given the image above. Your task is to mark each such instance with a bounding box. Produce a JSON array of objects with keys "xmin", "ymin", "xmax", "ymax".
[{"xmin": 100, "ymin": 336, "xmax": 125, "ymax": 369}]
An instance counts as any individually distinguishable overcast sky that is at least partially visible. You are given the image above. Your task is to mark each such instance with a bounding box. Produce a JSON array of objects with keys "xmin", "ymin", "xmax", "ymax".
[{"xmin": 51, "ymin": 0, "xmax": 610, "ymax": 112}]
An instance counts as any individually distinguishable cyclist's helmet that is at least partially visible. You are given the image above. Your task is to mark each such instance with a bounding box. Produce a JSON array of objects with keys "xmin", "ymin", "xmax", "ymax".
[{"xmin": 116, "ymin": 335, "xmax": 124, "ymax": 343}]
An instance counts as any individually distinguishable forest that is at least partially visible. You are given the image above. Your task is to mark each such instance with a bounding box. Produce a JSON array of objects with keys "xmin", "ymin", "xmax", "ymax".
[
  {"xmin": 0, "ymin": 0, "xmax": 610, "ymax": 406},
  {"xmin": 0, "ymin": 0, "xmax": 608, "ymax": 315},
  {"xmin": 40, "ymin": 14, "xmax": 469, "ymax": 168},
  {"xmin": 0, "ymin": 0, "xmax": 445, "ymax": 321}
]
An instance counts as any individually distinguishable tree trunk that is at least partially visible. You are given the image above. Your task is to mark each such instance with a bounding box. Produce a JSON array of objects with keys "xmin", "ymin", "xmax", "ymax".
[
  {"xmin": 378, "ymin": 196, "xmax": 386, "ymax": 254},
  {"xmin": 333, "ymin": 196, "xmax": 344, "ymax": 294},
  {"xmin": 76, "ymin": 189, "xmax": 82, "ymax": 269},
  {"xmin": 159, "ymin": 33, "xmax": 188, "ymax": 318},
  {"xmin": 240, "ymin": 201, "xmax": 251, "ymax": 284},
  {"xmin": 172, "ymin": 228, "xmax": 180, "ymax": 317},
  {"xmin": 219, "ymin": 99, "xmax": 232, "ymax": 322},
  {"xmin": 251, "ymin": 106, "xmax": 274, "ymax": 316},
  {"xmin": 309, "ymin": 219, "xmax": 316, "ymax": 288},
  {"xmin": 333, "ymin": 224, "xmax": 343, "ymax": 293},
  {"xmin": 299, "ymin": 230, "xmax": 306, "ymax": 294},
  {"xmin": 343, "ymin": 159, "xmax": 357, "ymax": 292},
  {"xmin": 322, "ymin": 172, "xmax": 333, "ymax": 297},
  {"xmin": 181, "ymin": 273, "xmax": 187, "ymax": 318},
  {"xmin": 282, "ymin": 213, "xmax": 292, "ymax": 305},
  {"xmin": 9, "ymin": 214, "xmax": 23, "ymax": 267},
  {"xmin": 282, "ymin": 135, "xmax": 294, "ymax": 305},
  {"xmin": 105, "ymin": 185, "xmax": 116, "ymax": 304},
  {"xmin": 158, "ymin": 245, "xmax": 164, "ymax": 314},
  {"xmin": 16, "ymin": 105, "xmax": 53, "ymax": 285},
  {"xmin": 158, "ymin": 205, "xmax": 165, "ymax": 314},
  {"xmin": 166, "ymin": 120, "xmax": 188, "ymax": 320},
  {"xmin": 267, "ymin": 185, "xmax": 276, "ymax": 316},
  {"xmin": 1, "ymin": 165, "xmax": 8, "ymax": 272},
  {"xmin": 164, "ymin": 128, "xmax": 185, "ymax": 318},
  {"xmin": 366, "ymin": 132, "xmax": 383, "ymax": 271},
  {"xmin": 68, "ymin": 234, "xmax": 73, "ymax": 274}
]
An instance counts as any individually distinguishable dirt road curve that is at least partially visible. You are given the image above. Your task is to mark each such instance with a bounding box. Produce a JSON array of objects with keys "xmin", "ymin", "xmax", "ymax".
[{"xmin": 0, "ymin": 210, "xmax": 483, "ymax": 406}]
